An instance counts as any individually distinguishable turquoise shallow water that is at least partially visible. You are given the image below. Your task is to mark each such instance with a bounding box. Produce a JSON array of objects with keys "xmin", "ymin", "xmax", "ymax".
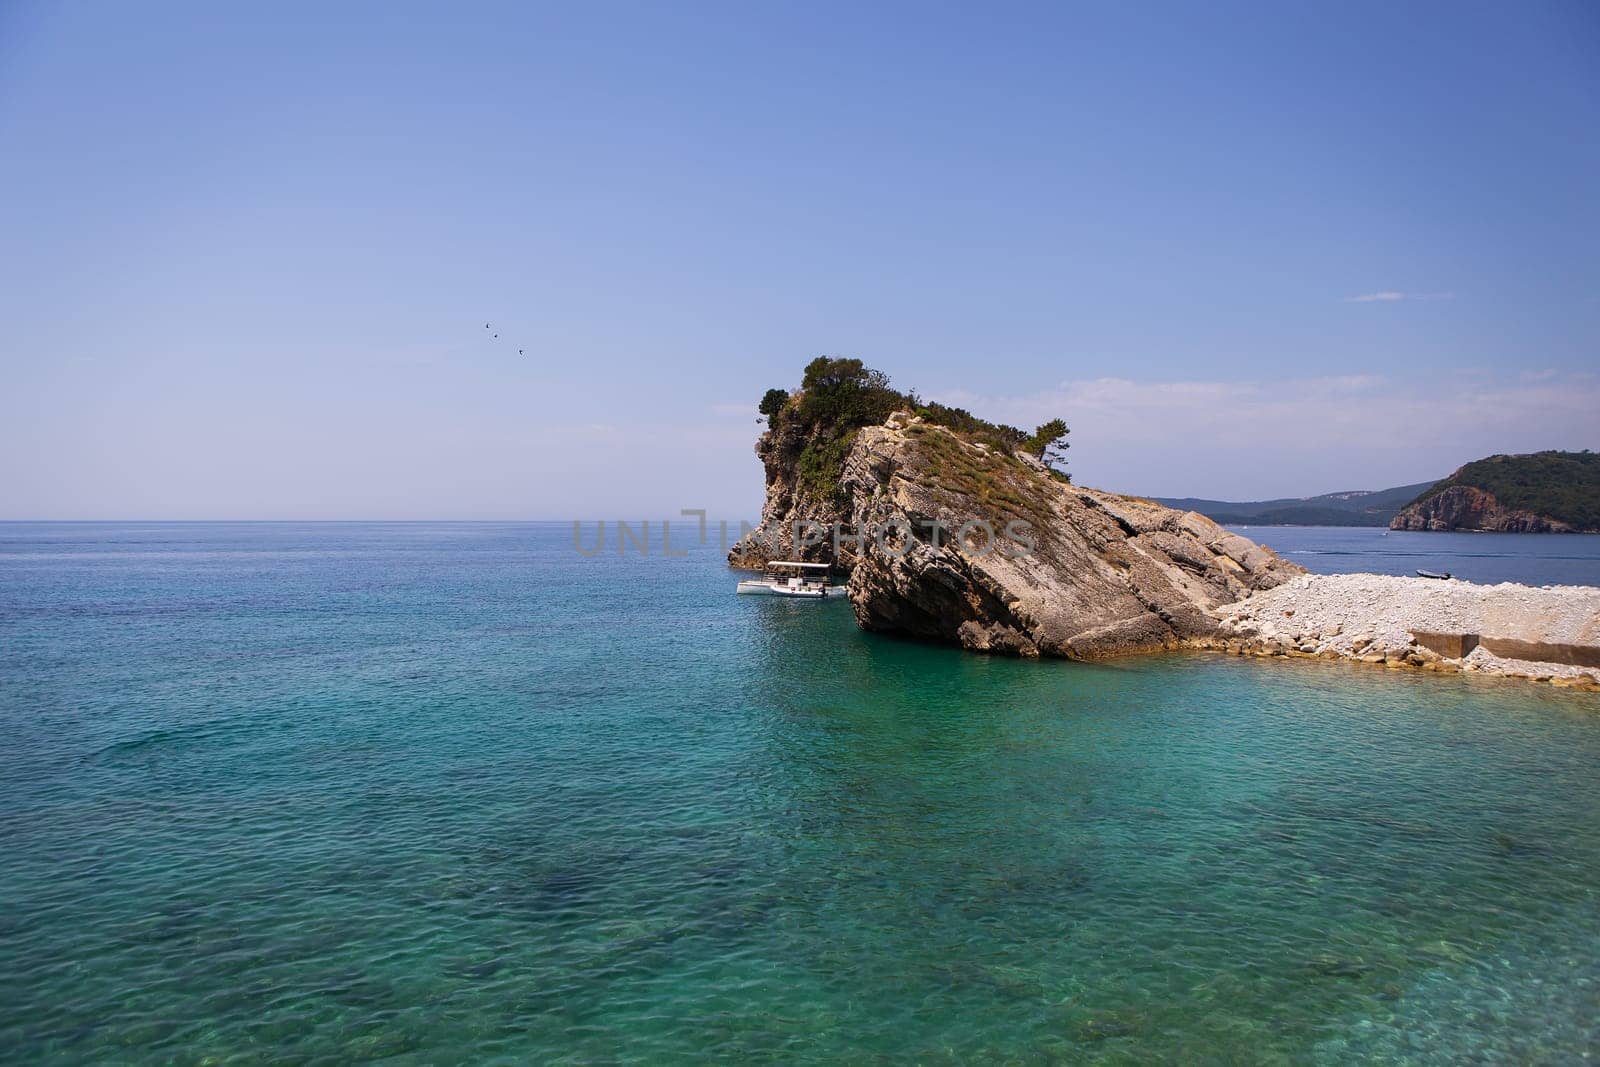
[{"xmin": 2, "ymin": 523, "xmax": 1598, "ymax": 1064}]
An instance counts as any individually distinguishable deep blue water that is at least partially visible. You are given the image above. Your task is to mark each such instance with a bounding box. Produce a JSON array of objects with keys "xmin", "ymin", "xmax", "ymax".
[
  {"xmin": 1233, "ymin": 525, "xmax": 1600, "ymax": 586},
  {"xmin": 2, "ymin": 523, "xmax": 1598, "ymax": 1063}
]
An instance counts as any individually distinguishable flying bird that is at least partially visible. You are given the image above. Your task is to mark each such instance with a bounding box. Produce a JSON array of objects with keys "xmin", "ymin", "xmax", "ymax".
[{"xmin": 518, "ymin": 348, "xmax": 524, "ymax": 356}]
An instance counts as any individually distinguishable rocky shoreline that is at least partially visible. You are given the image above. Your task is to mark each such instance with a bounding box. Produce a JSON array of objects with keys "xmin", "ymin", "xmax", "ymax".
[
  {"xmin": 1200, "ymin": 574, "xmax": 1600, "ymax": 691},
  {"xmin": 814, "ymin": 414, "xmax": 1303, "ymax": 659},
  {"xmin": 733, "ymin": 379, "xmax": 1599, "ymax": 693}
]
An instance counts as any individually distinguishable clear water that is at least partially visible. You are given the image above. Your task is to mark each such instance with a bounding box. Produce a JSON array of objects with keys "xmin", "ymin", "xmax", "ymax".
[
  {"xmin": 2, "ymin": 523, "xmax": 1598, "ymax": 1064},
  {"xmin": 1236, "ymin": 524, "xmax": 1600, "ymax": 586}
]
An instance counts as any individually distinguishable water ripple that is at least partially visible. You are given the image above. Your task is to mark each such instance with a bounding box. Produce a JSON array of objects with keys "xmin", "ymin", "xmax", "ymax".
[{"xmin": 2, "ymin": 523, "xmax": 1598, "ymax": 1062}]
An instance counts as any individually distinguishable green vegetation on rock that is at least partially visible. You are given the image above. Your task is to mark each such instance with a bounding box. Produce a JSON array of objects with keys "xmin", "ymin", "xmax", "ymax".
[
  {"xmin": 759, "ymin": 357, "xmax": 1070, "ymax": 501},
  {"xmin": 757, "ymin": 388, "xmax": 789, "ymax": 420},
  {"xmin": 796, "ymin": 429, "xmax": 858, "ymax": 502},
  {"xmin": 1407, "ymin": 451, "xmax": 1600, "ymax": 531},
  {"xmin": 910, "ymin": 401, "xmax": 1026, "ymax": 453},
  {"xmin": 794, "ymin": 357, "xmax": 904, "ymax": 429},
  {"xmin": 906, "ymin": 422, "xmax": 1049, "ymax": 527}
]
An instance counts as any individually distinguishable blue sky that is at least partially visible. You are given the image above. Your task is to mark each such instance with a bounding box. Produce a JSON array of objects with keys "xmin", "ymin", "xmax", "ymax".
[{"xmin": 2, "ymin": 1, "xmax": 1596, "ymax": 519}]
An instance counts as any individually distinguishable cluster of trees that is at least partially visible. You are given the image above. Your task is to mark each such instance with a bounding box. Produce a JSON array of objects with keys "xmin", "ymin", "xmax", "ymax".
[
  {"xmin": 757, "ymin": 388, "xmax": 789, "ymax": 419},
  {"xmin": 794, "ymin": 357, "xmax": 904, "ymax": 429},
  {"xmin": 759, "ymin": 356, "xmax": 1070, "ymax": 479}
]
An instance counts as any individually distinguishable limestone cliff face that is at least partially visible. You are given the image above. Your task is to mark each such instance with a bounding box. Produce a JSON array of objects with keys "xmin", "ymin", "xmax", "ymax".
[
  {"xmin": 728, "ymin": 413, "xmax": 857, "ymax": 569},
  {"xmin": 1389, "ymin": 485, "xmax": 1575, "ymax": 533},
  {"xmin": 732, "ymin": 411, "xmax": 1303, "ymax": 658}
]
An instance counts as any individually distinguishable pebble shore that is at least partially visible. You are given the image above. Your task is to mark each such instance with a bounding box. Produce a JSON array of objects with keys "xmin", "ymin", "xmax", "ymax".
[{"xmin": 1203, "ymin": 574, "xmax": 1600, "ymax": 691}]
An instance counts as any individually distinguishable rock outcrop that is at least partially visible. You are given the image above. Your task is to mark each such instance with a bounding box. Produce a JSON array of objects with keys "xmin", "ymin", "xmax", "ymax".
[
  {"xmin": 1390, "ymin": 485, "xmax": 1576, "ymax": 533},
  {"xmin": 730, "ymin": 401, "xmax": 1600, "ymax": 689},
  {"xmin": 727, "ymin": 412, "xmax": 856, "ymax": 570},
  {"xmin": 733, "ymin": 411, "xmax": 1302, "ymax": 658}
]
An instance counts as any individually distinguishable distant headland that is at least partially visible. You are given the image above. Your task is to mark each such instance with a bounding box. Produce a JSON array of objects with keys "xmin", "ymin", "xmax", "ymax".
[
  {"xmin": 1149, "ymin": 450, "xmax": 1599, "ymax": 533},
  {"xmin": 1389, "ymin": 451, "xmax": 1600, "ymax": 533}
]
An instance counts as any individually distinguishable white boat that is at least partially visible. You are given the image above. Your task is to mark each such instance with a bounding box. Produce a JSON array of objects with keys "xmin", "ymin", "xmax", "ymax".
[{"xmin": 735, "ymin": 561, "xmax": 845, "ymax": 598}]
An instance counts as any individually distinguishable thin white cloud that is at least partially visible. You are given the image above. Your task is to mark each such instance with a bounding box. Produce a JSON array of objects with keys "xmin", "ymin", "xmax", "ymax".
[
  {"xmin": 1344, "ymin": 291, "xmax": 1455, "ymax": 303},
  {"xmin": 932, "ymin": 370, "xmax": 1599, "ymax": 499}
]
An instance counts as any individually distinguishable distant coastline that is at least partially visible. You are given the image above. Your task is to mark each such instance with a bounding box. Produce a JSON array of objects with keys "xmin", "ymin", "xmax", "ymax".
[
  {"xmin": 1156, "ymin": 450, "xmax": 1600, "ymax": 533},
  {"xmin": 1150, "ymin": 481, "xmax": 1434, "ymax": 528}
]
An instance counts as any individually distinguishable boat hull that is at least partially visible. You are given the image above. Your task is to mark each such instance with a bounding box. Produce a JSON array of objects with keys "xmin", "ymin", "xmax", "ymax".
[{"xmin": 736, "ymin": 580, "xmax": 846, "ymax": 598}]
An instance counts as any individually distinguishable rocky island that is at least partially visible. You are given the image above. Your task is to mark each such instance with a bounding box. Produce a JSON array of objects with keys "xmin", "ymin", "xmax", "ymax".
[{"xmin": 733, "ymin": 360, "xmax": 1600, "ymax": 690}]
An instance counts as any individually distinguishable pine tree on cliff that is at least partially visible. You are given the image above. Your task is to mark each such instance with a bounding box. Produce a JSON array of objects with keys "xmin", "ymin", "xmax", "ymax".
[
  {"xmin": 757, "ymin": 388, "xmax": 789, "ymax": 424},
  {"xmin": 1027, "ymin": 419, "xmax": 1071, "ymax": 482}
]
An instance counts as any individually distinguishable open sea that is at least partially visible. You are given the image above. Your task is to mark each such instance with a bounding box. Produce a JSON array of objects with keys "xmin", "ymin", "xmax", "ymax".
[
  {"xmin": 1237, "ymin": 524, "xmax": 1600, "ymax": 586},
  {"xmin": 2, "ymin": 522, "xmax": 1598, "ymax": 1064}
]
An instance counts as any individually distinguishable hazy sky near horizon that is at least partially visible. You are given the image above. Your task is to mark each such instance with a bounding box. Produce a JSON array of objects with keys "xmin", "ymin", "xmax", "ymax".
[{"xmin": 2, "ymin": 1, "xmax": 1596, "ymax": 519}]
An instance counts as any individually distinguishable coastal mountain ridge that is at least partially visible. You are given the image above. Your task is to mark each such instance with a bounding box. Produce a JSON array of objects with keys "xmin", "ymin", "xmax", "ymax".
[
  {"xmin": 1151, "ymin": 482, "xmax": 1435, "ymax": 528},
  {"xmin": 1389, "ymin": 451, "xmax": 1600, "ymax": 533}
]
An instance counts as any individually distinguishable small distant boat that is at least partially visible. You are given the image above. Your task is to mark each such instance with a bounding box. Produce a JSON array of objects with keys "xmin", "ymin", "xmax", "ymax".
[
  {"xmin": 736, "ymin": 561, "xmax": 845, "ymax": 598},
  {"xmin": 1415, "ymin": 569, "xmax": 1453, "ymax": 580}
]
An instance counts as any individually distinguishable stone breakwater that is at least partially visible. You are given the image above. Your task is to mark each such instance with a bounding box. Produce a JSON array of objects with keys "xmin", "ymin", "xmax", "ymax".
[{"xmin": 1205, "ymin": 574, "xmax": 1600, "ymax": 691}]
